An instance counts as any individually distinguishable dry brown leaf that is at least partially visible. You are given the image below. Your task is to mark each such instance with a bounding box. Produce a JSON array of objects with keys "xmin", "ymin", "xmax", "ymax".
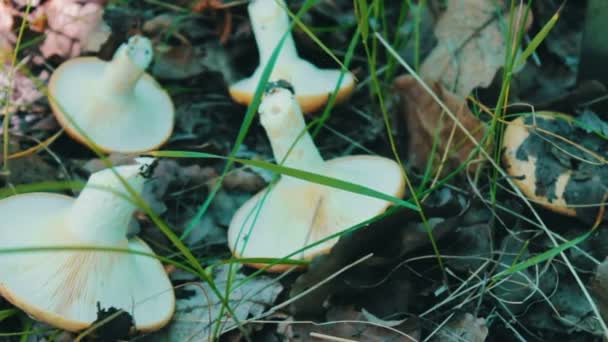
[
  {"xmin": 394, "ymin": 74, "xmax": 486, "ymax": 171},
  {"xmin": 421, "ymin": 0, "xmax": 533, "ymax": 97}
]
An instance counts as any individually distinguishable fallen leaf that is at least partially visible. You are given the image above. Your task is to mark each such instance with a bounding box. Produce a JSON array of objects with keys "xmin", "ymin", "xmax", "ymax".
[
  {"xmin": 421, "ymin": 0, "xmax": 533, "ymax": 97},
  {"xmin": 38, "ymin": 0, "xmax": 110, "ymax": 58},
  {"xmin": 141, "ymin": 13, "xmax": 234, "ymax": 81},
  {"xmin": 152, "ymin": 264, "xmax": 283, "ymax": 341},
  {"xmin": 432, "ymin": 312, "xmax": 488, "ymax": 342},
  {"xmin": 279, "ymin": 305, "xmax": 420, "ymax": 342},
  {"xmin": 394, "ymin": 74, "xmax": 487, "ymax": 171}
]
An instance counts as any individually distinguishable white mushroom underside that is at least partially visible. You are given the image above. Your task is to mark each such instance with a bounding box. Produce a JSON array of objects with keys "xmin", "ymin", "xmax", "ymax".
[
  {"xmin": 0, "ymin": 193, "xmax": 174, "ymax": 330},
  {"xmin": 228, "ymin": 155, "xmax": 403, "ymax": 260},
  {"xmin": 51, "ymin": 58, "xmax": 173, "ymax": 152},
  {"xmin": 230, "ymin": 59, "xmax": 355, "ymax": 97}
]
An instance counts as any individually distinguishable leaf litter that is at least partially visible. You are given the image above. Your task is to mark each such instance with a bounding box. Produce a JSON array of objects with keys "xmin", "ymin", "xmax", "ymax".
[{"xmin": 0, "ymin": 0, "xmax": 607, "ymax": 341}]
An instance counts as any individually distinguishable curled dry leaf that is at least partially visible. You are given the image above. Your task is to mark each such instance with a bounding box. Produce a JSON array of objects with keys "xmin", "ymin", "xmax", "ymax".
[
  {"xmin": 394, "ymin": 75, "xmax": 487, "ymax": 172},
  {"xmin": 421, "ymin": 0, "xmax": 533, "ymax": 97},
  {"xmin": 38, "ymin": 0, "xmax": 110, "ymax": 58}
]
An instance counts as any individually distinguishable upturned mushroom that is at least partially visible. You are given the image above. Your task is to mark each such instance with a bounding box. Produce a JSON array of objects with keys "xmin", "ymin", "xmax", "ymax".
[
  {"xmin": 227, "ymin": 83, "xmax": 405, "ymax": 271},
  {"xmin": 229, "ymin": 0, "xmax": 355, "ymax": 113},
  {"xmin": 48, "ymin": 35, "xmax": 175, "ymax": 153},
  {"xmin": 502, "ymin": 112, "xmax": 608, "ymax": 219},
  {"xmin": 0, "ymin": 158, "xmax": 175, "ymax": 332}
]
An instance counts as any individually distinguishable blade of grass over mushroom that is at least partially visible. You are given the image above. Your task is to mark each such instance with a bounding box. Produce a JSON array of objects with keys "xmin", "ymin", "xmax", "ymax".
[
  {"xmin": 182, "ymin": 0, "xmax": 322, "ymax": 241},
  {"xmin": 0, "ymin": 245, "xmax": 198, "ymax": 276},
  {"xmin": 234, "ymin": 206, "xmax": 402, "ymax": 289},
  {"xmin": 149, "ymin": 150, "xmax": 417, "ymax": 210}
]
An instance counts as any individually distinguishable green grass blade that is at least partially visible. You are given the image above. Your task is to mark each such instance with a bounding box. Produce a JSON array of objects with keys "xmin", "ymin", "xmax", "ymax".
[
  {"xmin": 515, "ymin": 6, "xmax": 560, "ymax": 69},
  {"xmin": 149, "ymin": 150, "xmax": 418, "ymax": 210}
]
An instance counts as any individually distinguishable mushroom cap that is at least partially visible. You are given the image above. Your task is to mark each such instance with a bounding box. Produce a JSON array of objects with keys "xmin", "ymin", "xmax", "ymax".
[
  {"xmin": 229, "ymin": 60, "xmax": 355, "ymax": 113},
  {"xmin": 502, "ymin": 113, "xmax": 576, "ymax": 216},
  {"xmin": 227, "ymin": 155, "xmax": 405, "ymax": 272},
  {"xmin": 0, "ymin": 192, "xmax": 175, "ymax": 332},
  {"xmin": 48, "ymin": 57, "xmax": 175, "ymax": 153}
]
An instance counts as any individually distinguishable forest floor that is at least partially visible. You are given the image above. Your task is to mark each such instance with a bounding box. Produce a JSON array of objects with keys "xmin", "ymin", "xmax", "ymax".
[{"xmin": 1, "ymin": 0, "xmax": 608, "ymax": 341}]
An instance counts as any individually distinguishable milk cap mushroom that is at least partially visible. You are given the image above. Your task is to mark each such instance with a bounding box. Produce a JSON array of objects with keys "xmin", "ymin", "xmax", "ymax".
[
  {"xmin": 503, "ymin": 112, "xmax": 608, "ymax": 218},
  {"xmin": 229, "ymin": 0, "xmax": 355, "ymax": 113},
  {"xmin": 48, "ymin": 35, "xmax": 175, "ymax": 153},
  {"xmin": 0, "ymin": 158, "xmax": 175, "ymax": 332},
  {"xmin": 227, "ymin": 83, "xmax": 405, "ymax": 271}
]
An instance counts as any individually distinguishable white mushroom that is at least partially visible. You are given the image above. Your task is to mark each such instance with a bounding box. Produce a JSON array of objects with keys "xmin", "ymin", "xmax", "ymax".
[
  {"xmin": 228, "ymin": 86, "xmax": 405, "ymax": 271},
  {"xmin": 229, "ymin": 0, "xmax": 355, "ymax": 113},
  {"xmin": 48, "ymin": 35, "xmax": 175, "ymax": 153},
  {"xmin": 0, "ymin": 158, "xmax": 175, "ymax": 332}
]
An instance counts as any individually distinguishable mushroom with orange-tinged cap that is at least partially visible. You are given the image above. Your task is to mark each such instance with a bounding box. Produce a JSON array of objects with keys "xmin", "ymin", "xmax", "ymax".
[
  {"xmin": 227, "ymin": 83, "xmax": 405, "ymax": 272},
  {"xmin": 0, "ymin": 158, "xmax": 175, "ymax": 332},
  {"xmin": 502, "ymin": 112, "xmax": 608, "ymax": 219},
  {"xmin": 48, "ymin": 35, "xmax": 175, "ymax": 153},
  {"xmin": 228, "ymin": 0, "xmax": 355, "ymax": 113}
]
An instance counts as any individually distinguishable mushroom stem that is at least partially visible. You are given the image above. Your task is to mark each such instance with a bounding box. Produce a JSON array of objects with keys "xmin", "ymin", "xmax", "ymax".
[
  {"xmin": 101, "ymin": 35, "xmax": 154, "ymax": 96},
  {"xmin": 66, "ymin": 159, "xmax": 152, "ymax": 246},
  {"xmin": 259, "ymin": 88, "xmax": 325, "ymax": 182},
  {"xmin": 249, "ymin": 0, "xmax": 299, "ymax": 69}
]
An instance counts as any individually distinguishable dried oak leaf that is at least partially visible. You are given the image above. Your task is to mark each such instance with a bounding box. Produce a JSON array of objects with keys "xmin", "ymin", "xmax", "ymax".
[
  {"xmin": 280, "ymin": 306, "xmax": 420, "ymax": 342},
  {"xmin": 394, "ymin": 75, "xmax": 487, "ymax": 171},
  {"xmin": 421, "ymin": 0, "xmax": 533, "ymax": 97}
]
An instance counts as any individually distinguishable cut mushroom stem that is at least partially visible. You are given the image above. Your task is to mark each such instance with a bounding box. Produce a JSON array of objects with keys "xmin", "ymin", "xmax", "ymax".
[
  {"xmin": 67, "ymin": 159, "xmax": 148, "ymax": 246},
  {"xmin": 100, "ymin": 36, "xmax": 153, "ymax": 96},
  {"xmin": 250, "ymin": 0, "xmax": 298, "ymax": 67},
  {"xmin": 259, "ymin": 87, "xmax": 324, "ymax": 180}
]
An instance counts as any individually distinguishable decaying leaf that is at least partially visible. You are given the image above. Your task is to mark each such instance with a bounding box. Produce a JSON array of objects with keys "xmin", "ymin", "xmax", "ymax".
[
  {"xmin": 152, "ymin": 265, "xmax": 283, "ymax": 341},
  {"xmin": 432, "ymin": 312, "xmax": 488, "ymax": 342},
  {"xmin": 421, "ymin": 0, "xmax": 533, "ymax": 97},
  {"xmin": 279, "ymin": 305, "xmax": 420, "ymax": 342},
  {"xmin": 143, "ymin": 13, "xmax": 234, "ymax": 81},
  {"xmin": 394, "ymin": 74, "xmax": 487, "ymax": 171},
  {"xmin": 38, "ymin": 0, "xmax": 110, "ymax": 58}
]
